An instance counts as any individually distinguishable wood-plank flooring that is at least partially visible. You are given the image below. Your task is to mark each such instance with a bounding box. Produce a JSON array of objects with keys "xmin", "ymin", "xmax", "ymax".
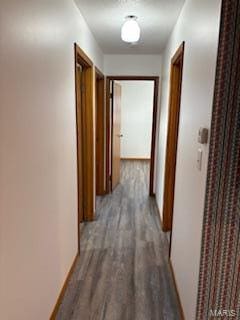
[{"xmin": 56, "ymin": 160, "xmax": 181, "ymax": 320}]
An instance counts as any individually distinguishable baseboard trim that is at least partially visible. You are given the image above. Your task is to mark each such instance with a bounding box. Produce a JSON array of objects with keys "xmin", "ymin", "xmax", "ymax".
[
  {"xmin": 153, "ymin": 195, "xmax": 164, "ymax": 231},
  {"xmin": 154, "ymin": 197, "xmax": 184, "ymax": 319},
  {"xmin": 154, "ymin": 196, "xmax": 171, "ymax": 232},
  {"xmin": 50, "ymin": 253, "xmax": 79, "ymax": 320},
  {"xmin": 121, "ymin": 158, "xmax": 151, "ymax": 161},
  {"xmin": 169, "ymin": 260, "xmax": 185, "ymax": 320}
]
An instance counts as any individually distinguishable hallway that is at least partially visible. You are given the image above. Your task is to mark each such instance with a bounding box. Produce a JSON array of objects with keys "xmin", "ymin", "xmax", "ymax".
[
  {"xmin": 56, "ymin": 161, "xmax": 181, "ymax": 319},
  {"xmin": 2, "ymin": 0, "xmax": 239, "ymax": 319}
]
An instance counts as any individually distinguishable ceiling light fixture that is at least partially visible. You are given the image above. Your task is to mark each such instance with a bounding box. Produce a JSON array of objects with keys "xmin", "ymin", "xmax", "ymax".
[{"xmin": 121, "ymin": 15, "xmax": 140, "ymax": 43}]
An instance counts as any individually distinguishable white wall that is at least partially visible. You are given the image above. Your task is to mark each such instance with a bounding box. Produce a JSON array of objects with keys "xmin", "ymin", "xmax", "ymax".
[
  {"xmin": 155, "ymin": 0, "xmax": 221, "ymax": 319},
  {"xmin": 104, "ymin": 54, "xmax": 162, "ymax": 76},
  {"xmin": 119, "ymin": 81, "xmax": 154, "ymax": 159},
  {"xmin": 0, "ymin": 1, "xmax": 103, "ymax": 319}
]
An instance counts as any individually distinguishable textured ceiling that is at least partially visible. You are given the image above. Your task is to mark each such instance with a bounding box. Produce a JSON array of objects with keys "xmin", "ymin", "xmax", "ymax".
[{"xmin": 74, "ymin": 0, "xmax": 185, "ymax": 54}]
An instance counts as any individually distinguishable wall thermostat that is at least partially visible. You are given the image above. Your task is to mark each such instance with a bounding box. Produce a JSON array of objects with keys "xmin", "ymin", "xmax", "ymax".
[{"xmin": 198, "ymin": 127, "xmax": 208, "ymax": 144}]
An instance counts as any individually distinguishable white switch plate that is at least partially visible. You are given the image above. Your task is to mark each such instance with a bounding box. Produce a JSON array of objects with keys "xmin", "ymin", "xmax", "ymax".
[{"xmin": 197, "ymin": 149, "xmax": 203, "ymax": 170}]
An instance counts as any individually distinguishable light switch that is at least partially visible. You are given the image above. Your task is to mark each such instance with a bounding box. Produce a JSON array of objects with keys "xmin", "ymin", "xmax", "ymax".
[{"xmin": 197, "ymin": 149, "xmax": 203, "ymax": 171}]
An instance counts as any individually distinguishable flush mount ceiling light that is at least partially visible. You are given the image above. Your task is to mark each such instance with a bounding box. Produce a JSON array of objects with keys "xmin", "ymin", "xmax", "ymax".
[{"xmin": 121, "ymin": 15, "xmax": 141, "ymax": 43}]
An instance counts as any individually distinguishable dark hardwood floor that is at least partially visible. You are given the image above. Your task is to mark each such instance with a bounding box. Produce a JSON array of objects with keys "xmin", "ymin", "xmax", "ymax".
[{"xmin": 56, "ymin": 160, "xmax": 181, "ymax": 320}]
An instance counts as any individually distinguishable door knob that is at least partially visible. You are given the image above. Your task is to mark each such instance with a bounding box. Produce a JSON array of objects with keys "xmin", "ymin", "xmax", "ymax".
[{"xmin": 117, "ymin": 134, "xmax": 123, "ymax": 138}]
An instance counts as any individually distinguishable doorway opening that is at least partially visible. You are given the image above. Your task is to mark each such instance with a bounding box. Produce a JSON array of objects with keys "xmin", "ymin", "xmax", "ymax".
[
  {"xmin": 162, "ymin": 43, "xmax": 185, "ymax": 253},
  {"xmin": 106, "ymin": 76, "xmax": 159, "ymax": 196},
  {"xmin": 74, "ymin": 43, "xmax": 95, "ymax": 252}
]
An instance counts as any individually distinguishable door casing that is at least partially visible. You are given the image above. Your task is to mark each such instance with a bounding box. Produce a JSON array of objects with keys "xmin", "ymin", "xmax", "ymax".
[
  {"xmin": 162, "ymin": 42, "xmax": 185, "ymax": 235},
  {"xmin": 74, "ymin": 43, "xmax": 95, "ymax": 252},
  {"xmin": 111, "ymin": 81, "xmax": 122, "ymax": 190},
  {"xmin": 95, "ymin": 67, "xmax": 106, "ymax": 195}
]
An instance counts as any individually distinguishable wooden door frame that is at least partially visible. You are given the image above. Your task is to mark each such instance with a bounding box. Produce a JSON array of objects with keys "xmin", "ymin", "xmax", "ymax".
[
  {"xmin": 111, "ymin": 81, "xmax": 122, "ymax": 191},
  {"xmin": 105, "ymin": 76, "xmax": 159, "ymax": 196},
  {"xmin": 162, "ymin": 42, "xmax": 185, "ymax": 233},
  {"xmin": 74, "ymin": 43, "xmax": 95, "ymax": 252},
  {"xmin": 95, "ymin": 67, "xmax": 106, "ymax": 195}
]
